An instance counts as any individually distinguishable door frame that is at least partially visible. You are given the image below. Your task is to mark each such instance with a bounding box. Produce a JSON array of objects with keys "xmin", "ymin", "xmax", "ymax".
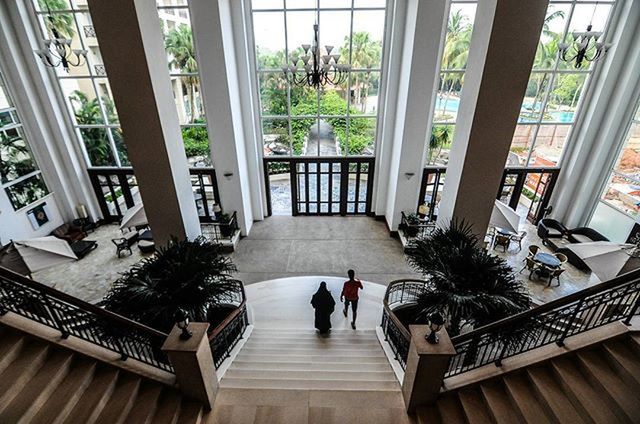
[{"xmin": 263, "ymin": 156, "xmax": 375, "ymax": 217}]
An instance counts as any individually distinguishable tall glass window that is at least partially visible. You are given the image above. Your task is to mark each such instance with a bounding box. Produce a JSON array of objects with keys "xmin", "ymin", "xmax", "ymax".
[
  {"xmin": 427, "ymin": 0, "xmax": 477, "ymax": 166},
  {"xmin": 599, "ymin": 102, "xmax": 640, "ymax": 218},
  {"xmin": 0, "ymin": 71, "xmax": 50, "ymax": 210},
  {"xmin": 156, "ymin": 0, "xmax": 210, "ymax": 166},
  {"xmin": 509, "ymin": 0, "xmax": 616, "ymax": 167},
  {"xmin": 252, "ymin": 0, "xmax": 386, "ymax": 157},
  {"xmin": 31, "ymin": 0, "xmax": 125, "ymax": 168}
]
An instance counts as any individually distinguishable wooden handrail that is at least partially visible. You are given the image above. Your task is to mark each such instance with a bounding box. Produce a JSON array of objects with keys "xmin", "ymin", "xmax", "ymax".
[
  {"xmin": 209, "ymin": 301, "xmax": 246, "ymax": 339},
  {"xmin": 0, "ymin": 266, "xmax": 167, "ymax": 339},
  {"xmin": 451, "ymin": 267, "xmax": 640, "ymax": 343}
]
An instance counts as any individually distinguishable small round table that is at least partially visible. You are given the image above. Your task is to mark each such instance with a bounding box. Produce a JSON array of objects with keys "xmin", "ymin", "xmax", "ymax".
[
  {"xmin": 534, "ymin": 252, "xmax": 561, "ymax": 268},
  {"xmin": 495, "ymin": 227, "xmax": 516, "ymax": 237}
]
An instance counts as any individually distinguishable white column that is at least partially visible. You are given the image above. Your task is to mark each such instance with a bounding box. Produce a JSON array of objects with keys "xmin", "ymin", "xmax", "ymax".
[
  {"xmin": 552, "ymin": 0, "xmax": 640, "ymax": 228},
  {"xmin": 437, "ymin": 0, "xmax": 549, "ymax": 237},
  {"xmin": 378, "ymin": 0, "xmax": 449, "ymax": 231},
  {"xmin": 189, "ymin": 0, "xmax": 257, "ymax": 235},
  {"xmin": 88, "ymin": 0, "xmax": 201, "ymax": 246}
]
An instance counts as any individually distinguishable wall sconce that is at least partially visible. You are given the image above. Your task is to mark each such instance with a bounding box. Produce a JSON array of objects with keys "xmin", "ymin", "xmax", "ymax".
[
  {"xmin": 174, "ymin": 308, "xmax": 192, "ymax": 340},
  {"xmin": 425, "ymin": 312, "xmax": 445, "ymax": 344},
  {"xmin": 223, "ymin": 172, "xmax": 233, "ymax": 180},
  {"xmin": 404, "ymin": 172, "xmax": 415, "ymax": 180}
]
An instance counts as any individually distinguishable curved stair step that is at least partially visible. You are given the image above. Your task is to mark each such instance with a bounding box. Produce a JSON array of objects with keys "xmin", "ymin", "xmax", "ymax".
[
  {"xmin": 526, "ymin": 366, "xmax": 584, "ymax": 423},
  {"xmin": 457, "ymin": 387, "xmax": 492, "ymax": 424},
  {"xmin": 30, "ymin": 357, "xmax": 97, "ymax": 424},
  {"xmin": 503, "ymin": 373, "xmax": 552, "ymax": 424},
  {"xmin": 224, "ymin": 369, "xmax": 397, "ymax": 381},
  {"xmin": 239, "ymin": 346, "xmax": 386, "ymax": 356},
  {"xmin": 0, "ymin": 348, "xmax": 74, "ymax": 423},
  {"xmin": 479, "ymin": 380, "xmax": 523, "ymax": 424},
  {"xmin": 0, "ymin": 340, "xmax": 50, "ymax": 409},
  {"xmin": 62, "ymin": 366, "xmax": 120, "ymax": 424},
  {"xmin": 94, "ymin": 373, "xmax": 142, "ymax": 424},
  {"xmin": 229, "ymin": 360, "xmax": 392, "ymax": 372},
  {"xmin": 234, "ymin": 353, "xmax": 389, "ymax": 364},
  {"xmin": 550, "ymin": 356, "xmax": 620, "ymax": 423},
  {"xmin": 576, "ymin": 348, "xmax": 640, "ymax": 423},
  {"xmin": 220, "ymin": 377, "xmax": 399, "ymax": 391}
]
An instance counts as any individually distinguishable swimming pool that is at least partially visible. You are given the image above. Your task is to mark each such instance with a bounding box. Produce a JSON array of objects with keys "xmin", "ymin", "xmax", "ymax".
[{"xmin": 434, "ymin": 97, "xmax": 575, "ymax": 123}]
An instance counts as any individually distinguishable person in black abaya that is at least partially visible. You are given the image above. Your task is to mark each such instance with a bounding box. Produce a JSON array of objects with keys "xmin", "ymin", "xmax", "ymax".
[{"xmin": 311, "ymin": 281, "xmax": 335, "ymax": 334}]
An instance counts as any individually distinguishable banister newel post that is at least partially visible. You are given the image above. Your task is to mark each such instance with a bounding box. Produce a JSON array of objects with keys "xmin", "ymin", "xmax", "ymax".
[
  {"xmin": 162, "ymin": 323, "xmax": 218, "ymax": 410},
  {"xmin": 402, "ymin": 325, "xmax": 456, "ymax": 414}
]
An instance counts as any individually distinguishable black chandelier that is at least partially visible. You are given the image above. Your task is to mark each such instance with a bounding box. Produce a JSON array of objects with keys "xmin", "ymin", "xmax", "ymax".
[
  {"xmin": 35, "ymin": 4, "xmax": 87, "ymax": 73},
  {"xmin": 558, "ymin": 2, "xmax": 610, "ymax": 69},
  {"xmin": 282, "ymin": 24, "xmax": 350, "ymax": 89}
]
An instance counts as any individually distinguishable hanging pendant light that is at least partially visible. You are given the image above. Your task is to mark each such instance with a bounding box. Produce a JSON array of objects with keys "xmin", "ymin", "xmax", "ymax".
[
  {"xmin": 282, "ymin": 24, "xmax": 350, "ymax": 89},
  {"xmin": 35, "ymin": 3, "xmax": 88, "ymax": 73},
  {"xmin": 558, "ymin": 2, "xmax": 611, "ymax": 69}
]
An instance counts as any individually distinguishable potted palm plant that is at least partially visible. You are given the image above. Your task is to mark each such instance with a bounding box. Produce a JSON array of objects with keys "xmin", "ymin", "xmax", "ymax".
[
  {"xmin": 101, "ymin": 236, "xmax": 240, "ymax": 333},
  {"xmin": 218, "ymin": 213, "xmax": 234, "ymax": 238},
  {"xmin": 404, "ymin": 220, "xmax": 530, "ymax": 337}
]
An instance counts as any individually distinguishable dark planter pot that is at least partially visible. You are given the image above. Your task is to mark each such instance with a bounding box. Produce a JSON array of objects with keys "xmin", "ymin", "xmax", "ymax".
[
  {"xmin": 405, "ymin": 225, "xmax": 419, "ymax": 237},
  {"xmin": 220, "ymin": 223, "xmax": 234, "ymax": 238}
]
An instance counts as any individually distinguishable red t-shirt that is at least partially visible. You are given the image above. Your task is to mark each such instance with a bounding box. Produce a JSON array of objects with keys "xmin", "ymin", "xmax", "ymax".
[{"xmin": 342, "ymin": 279, "xmax": 363, "ymax": 300}]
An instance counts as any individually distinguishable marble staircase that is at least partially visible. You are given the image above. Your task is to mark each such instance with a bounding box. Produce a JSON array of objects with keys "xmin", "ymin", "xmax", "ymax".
[
  {"xmin": 0, "ymin": 324, "xmax": 210, "ymax": 424},
  {"xmin": 416, "ymin": 332, "xmax": 640, "ymax": 423},
  {"xmin": 220, "ymin": 328, "xmax": 400, "ymax": 392}
]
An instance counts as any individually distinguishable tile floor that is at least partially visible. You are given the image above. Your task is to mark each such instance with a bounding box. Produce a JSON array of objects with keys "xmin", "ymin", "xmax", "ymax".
[{"xmin": 31, "ymin": 216, "xmax": 601, "ymax": 307}]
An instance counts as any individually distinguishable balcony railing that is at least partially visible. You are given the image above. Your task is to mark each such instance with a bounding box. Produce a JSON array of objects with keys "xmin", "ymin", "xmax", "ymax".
[
  {"xmin": 201, "ymin": 211, "xmax": 239, "ymax": 243},
  {"xmin": 209, "ymin": 279, "xmax": 248, "ymax": 368},
  {"xmin": 87, "ymin": 167, "xmax": 221, "ymax": 224},
  {"xmin": 400, "ymin": 212, "xmax": 435, "ymax": 239},
  {"xmin": 0, "ymin": 267, "xmax": 173, "ymax": 372},
  {"xmin": 381, "ymin": 270, "xmax": 640, "ymax": 377},
  {"xmin": 381, "ymin": 279, "xmax": 430, "ymax": 370}
]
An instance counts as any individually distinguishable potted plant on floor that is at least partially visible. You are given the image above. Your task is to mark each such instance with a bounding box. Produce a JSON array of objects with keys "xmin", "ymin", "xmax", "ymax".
[
  {"xmin": 101, "ymin": 236, "xmax": 241, "ymax": 333},
  {"xmin": 404, "ymin": 213, "xmax": 421, "ymax": 237},
  {"xmin": 218, "ymin": 213, "xmax": 234, "ymax": 239},
  {"xmin": 404, "ymin": 220, "xmax": 530, "ymax": 337}
]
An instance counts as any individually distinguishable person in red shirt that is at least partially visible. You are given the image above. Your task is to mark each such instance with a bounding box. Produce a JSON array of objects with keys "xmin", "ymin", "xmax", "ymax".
[{"xmin": 341, "ymin": 269, "xmax": 363, "ymax": 329}]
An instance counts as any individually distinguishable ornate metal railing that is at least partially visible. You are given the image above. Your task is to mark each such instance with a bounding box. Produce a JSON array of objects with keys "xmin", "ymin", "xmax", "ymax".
[
  {"xmin": 0, "ymin": 267, "xmax": 174, "ymax": 372},
  {"xmin": 381, "ymin": 271, "xmax": 640, "ymax": 375},
  {"xmin": 201, "ymin": 211, "xmax": 239, "ymax": 243},
  {"xmin": 381, "ymin": 279, "xmax": 430, "ymax": 370},
  {"xmin": 445, "ymin": 269, "xmax": 640, "ymax": 377},
  {"xmin": 400, "ymin": 212, "xmax": 435, "ymax": 239},
  {"xmin": 209, "ymin": 279, "xmax": 248, "ymax": 368}
]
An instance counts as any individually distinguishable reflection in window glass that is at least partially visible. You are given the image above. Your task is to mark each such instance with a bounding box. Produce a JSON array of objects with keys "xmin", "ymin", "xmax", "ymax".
[
  {"xmin": 0, "ymin": 70, "xmax": 49, "ymax": 210},
  {"xmin": 253, "ymin": 0, "xmax": 386, "ymax": 156}
]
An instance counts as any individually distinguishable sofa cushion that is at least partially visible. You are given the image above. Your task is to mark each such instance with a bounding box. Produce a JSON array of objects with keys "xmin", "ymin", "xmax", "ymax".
[
  {"xmin": 571, "ymin": 234, "xmax": 594, "ymax": 244},
  {"xmin": 547, "ymin": 228, "xmax": 563, "ymax": 237}
]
